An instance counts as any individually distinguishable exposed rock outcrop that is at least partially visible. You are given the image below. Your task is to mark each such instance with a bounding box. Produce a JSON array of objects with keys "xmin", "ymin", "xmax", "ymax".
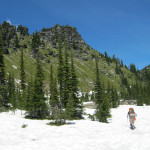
[{"xmin": 39, "ymin": 24, "xmax": 86, "ymax": 49}]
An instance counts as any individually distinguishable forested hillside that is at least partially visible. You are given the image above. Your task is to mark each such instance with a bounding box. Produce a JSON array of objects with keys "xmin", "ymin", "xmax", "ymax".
[{"xmin": 1, "ymin": 21, "xmax": 150, "ymax": 119}]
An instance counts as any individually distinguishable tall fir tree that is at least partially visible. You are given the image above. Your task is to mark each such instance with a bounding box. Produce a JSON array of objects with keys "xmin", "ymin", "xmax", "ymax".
[
  {"xmin": 111, "ymin": 86, "xmax": 118, "ymax": 108},
  {"xmin": 94, "ymin": 58, "xmax": 111, "ymax": 122},
  {"xmin": 20, "ymin": 48, "xmax": 26, "ymax": 90},
  {"xmin": 94, "ymin": 58, "xmax": 104, "ymax": 105},
  {"xmin": 70, "ymin": 52, "xmax": 83, "ymax": 118},
  {"xmin": 19, "ymin": 48, "xmax": 26, "ymax": 112},
  {"xmin": 63, "ymin": 43, "xmax": 71, "ymax": 107},
  {"xmin": 32, "ymin": 53, "xmax": 46, "ymax": 118},
  {"xmin": 25, "ymin": 77, "xmax": 34, "ymax": 115},
  {"xmin": 50, "ymin": 65, "xmax": 64, "ymax": 124},
  {"xmin": 10, "ymin": 74, "xmax": 16, "ymax": 113},
  {"xmin": 0, "ymin": 26, "xmax": 7, "ymax": 108},
  {"xmin": 57, "ymin": 37, "xmax": 64, "ymax": 107}
]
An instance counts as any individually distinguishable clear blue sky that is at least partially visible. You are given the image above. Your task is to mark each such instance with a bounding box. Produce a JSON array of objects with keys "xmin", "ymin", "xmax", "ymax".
[{"xmin": 1, "ymin": 0, "xmax": 150, "ymax": 70}]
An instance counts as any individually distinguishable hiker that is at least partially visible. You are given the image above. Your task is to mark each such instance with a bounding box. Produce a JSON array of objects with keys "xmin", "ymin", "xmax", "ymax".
[{"xmin": 127, "ymin": 108, "xmax": 137, "ymax": 129}]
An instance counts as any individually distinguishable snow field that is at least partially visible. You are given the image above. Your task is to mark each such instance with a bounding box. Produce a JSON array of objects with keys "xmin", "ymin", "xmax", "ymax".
[{"xmin": 0, "ymin": 105, "xmax": 150, "ymax": 150}]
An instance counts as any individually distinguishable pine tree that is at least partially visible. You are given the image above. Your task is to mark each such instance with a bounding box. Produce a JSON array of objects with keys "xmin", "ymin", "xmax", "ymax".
[
  {"xmin": 94, "ymin": 58, "xmax": 103, "ymax": 105},
  {"xmin": 57, "ymin": 37, "xmax": 64, "ymax": 107},
  {"xmin": 7, "ymin": 73, "xmax": 16, "ymax": 112},
  {"xmin": 25, "ymin": 77, "xmax": 34, "ymax": 115},
  {"xmin": 66, "ymin": 91, "xmax": 75, "ymax": 120},
  {"xmin": 32, "ymin": 53, "xmax": 46, "ymax": 118},
  {"xmin": 49, "ymin": 65, "xmax": 64, "ymax": 124},
  {"xmin": 20, "ymin": 48, "xmax": 26, "ymax": 90},
  {"xmin": 63, "ymin": 43, "xmax": 71, "ymax": 107},
  {"xmin": 70, "ymin": 52, "xmax": 83, "ymax": 118},
  {"xmin": 15, "ymin": 35, "xmax": 19, "ymax": 48},
  {"xmin": 10, "ymin": 74, "xmax": 16, "ymax": 113},
  {"xmin": 95, "ymin": 93, "xmax": 111, "ymax": 122},
  {"xmin": 0, "ymin": 26, "xmax": 7, "ymax": 108},
  {"xmin": 94, "ymin": 58, "xmax": 111, "ymax": 122},
  {"xmin": 31, "ymin": 31, "xmax": 41, "ymax": 49},
  {"xmin": 111, "ymin": 86, "xmax": 118, "ymax": 108}
]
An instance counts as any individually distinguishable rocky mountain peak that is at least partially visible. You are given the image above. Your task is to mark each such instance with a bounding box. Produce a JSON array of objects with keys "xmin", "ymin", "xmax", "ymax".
[{"xmin": 39, "ymin": 24, "xmax": 86, "ymax": 49}]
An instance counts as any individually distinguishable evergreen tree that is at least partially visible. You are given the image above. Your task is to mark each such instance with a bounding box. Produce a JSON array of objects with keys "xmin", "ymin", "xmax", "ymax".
[
  {"xmin": 15, "ymin": 35, "xmax": 19, "ymax": 48},
  {"xmin": 70, "ymin": 52, "xmax": 83, "ymax": 118},
  {"xmin": 93, "ymin": 58, "xmax": 111, "ymax": 122},
  {"xmin": 0, "ymin": 26, "xmax": 7, "ymax": 108},
  {"xmin": 94, "ymin": 58, "xmax": 103, "ymax": 105},
  {"xmin": 57, "ymin": 37, "xmax": 64, "ymax": 108},
  {"xmin": 130, "ymin": 64, "xmax": 137, "ymax": 74},
  {"xmin": 20, "ymin": 48, "xmax": 26, "ymax": 90},
  {"xmin": 19, "ymin": 48, "xmax": 26, "ymax": 112},
  {"xmin": 111, "ymin": 86, "xmax": 118, "ymax": 108},
  {"xmin": 10, "ymin": 74, "xmax": 16, "ymax": 113},
  {"xmin": 49, "ymin": 65, "xmax": 64, "ymax": 124},
  {"xmin": 66, "ymin": 91, "xmax": 75, "ymax": 120},
  {"xmin": 32, "ymin": 53, "xmax": 46, "ymax": 118},
  {"xmin": 63, "ymin": 43, "xmax": 71, "ymax": 107},
  {"xmin": 25, "ymin": 77, "xmax": 34, "ymax": 116},
  {"xmin": 95, "ymin": 93, "xmax": 111, "ymax": 122},
  {"xmin": 31, "ymin": 31, "xmax": 41, "ymax": 49}
]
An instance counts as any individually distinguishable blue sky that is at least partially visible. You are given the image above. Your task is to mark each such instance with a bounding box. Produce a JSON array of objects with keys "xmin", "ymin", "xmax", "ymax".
[{"xmin": 1, "ymin": 0, "xmax": 150, "ymax": 70}]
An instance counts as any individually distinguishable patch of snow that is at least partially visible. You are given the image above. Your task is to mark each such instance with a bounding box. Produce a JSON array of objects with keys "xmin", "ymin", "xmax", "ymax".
[
  {"xmin": 15, "ymin": 79, "xmax": 21, "ymax": 84},
  {"xmin": 0, "ymin": 105, "xmax": 150, "ymax": 150},
  {"xmin": 12, "ymin": 65, "xmax": 17, "ymax": 69}
]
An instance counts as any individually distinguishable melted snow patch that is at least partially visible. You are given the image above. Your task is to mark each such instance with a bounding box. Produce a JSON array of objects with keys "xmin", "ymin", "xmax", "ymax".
[{"xmin": 12, "ymin": 65, "xmax": 17, "ymax": 69}]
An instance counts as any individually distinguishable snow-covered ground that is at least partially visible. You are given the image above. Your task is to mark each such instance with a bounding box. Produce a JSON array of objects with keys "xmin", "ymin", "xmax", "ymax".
[{"xmin": 0, "ymin": 105, "xmax": 150, "ymax": 150}]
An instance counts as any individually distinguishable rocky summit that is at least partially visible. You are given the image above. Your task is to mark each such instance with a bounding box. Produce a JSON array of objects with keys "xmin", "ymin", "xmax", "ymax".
[{"xmin": 40, "ymin": 24, "xmax": 86, "ymax": 49}]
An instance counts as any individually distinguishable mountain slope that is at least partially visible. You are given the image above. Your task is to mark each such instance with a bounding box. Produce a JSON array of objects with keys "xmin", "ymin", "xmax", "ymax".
[{"xmin": 2, "ymin": 21, "xmax": 137, "ymax": 94}]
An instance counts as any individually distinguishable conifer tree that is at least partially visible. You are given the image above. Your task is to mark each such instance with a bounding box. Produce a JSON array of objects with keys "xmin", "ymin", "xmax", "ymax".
[
  {"xmin": 10, "ymin": 74, "xmax": 16, "ymax": 113},
  {"xmin": 49, "ymin": 65, "xmax": 63, "ymax": 124},
  {"xmin": 111, "ymin": 86, "xmax": 118, "ymax": 108},
  {"xmin": 70, "ymin": 52, "xmax": 83, "ymax": 118},
  {"xmin": 94, "ymin": 58, "xmax": 103, "ymax": 105},
  {"xmin": 94, "ymin": 58, "xmax": 111, "ymax": 122},
  {"xmin": 63, "ymin": 43, "xmax": 71, "ymax": 107},
  {"xmin": 66, "ymin": 91, "xmax": 75, "ymax": 120},
  {"xmin": 25, "ymin": 77, "xmax": 34, "ymax": 115},
  {"xmin": 57, "ymin": 37, "xmax": 64, "ymax": 107},
  {"xmin": 32, "ymin": 53, "xmax": 46, "ymax": 118},
  {"xmin": 0, "ymin": 26, "xmax": 7, "ymax": 107},
  {"xmin": 15, "ymin": 35, "xmax": 19, "ymax": 48},
  {"xmin": 20, "ymin": 48, "xmax": 26, "ymax": 90}
]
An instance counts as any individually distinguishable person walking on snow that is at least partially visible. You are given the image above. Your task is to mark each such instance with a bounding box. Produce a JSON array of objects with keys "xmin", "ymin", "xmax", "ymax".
[{"xmin": 127, "ymin": 108, "xmax": 137, "ymax": 129}]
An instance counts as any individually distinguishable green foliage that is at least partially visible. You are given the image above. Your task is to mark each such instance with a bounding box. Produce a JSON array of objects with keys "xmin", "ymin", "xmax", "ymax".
[
  {"xmin": 22, "ymin": 124, "xmax": 28, "ymax": 128},
  {"xmin": 94, "ymin": 58, "xmax": 104, "ymax": 105},
  {"xmin": 20, "ymin": 48, "xmax": 26, "ymax": 90},
  {"xmin": 25, "ymin": 78, "xmax": 34, "ymax": 112},
  {"xmin": 15, "ymin": 35, "xmax": 19, "ymax": 48},
  {"xmin": 49, "ymin": 65, "xmax": 62, "ymax": 123},
  {"xmin": 0, "ymin": 26, "xmax": 7, "ymax": 107},
  {"xmin": 31, "ymin": 31, "xmax": 41, "ymax": 49},
  {"xmin": 95, "ymin": 94, "xmax": 111, "ymax": 122},
  {"xmin": 111, "ymin": 86, "xmax": 119, "ymax": 108},
  {"xmin": 31, "ymin": 53, "xmax": 46, "ymax": 118},
  {"xmin": 7, "ymin": 73, "xmax": 16, "ymax": 111},
  {"xmin": 63, "ymin": 43, "xmax": 71, "ymax": 107},
  {"xmin": 94, "ymin": 58, "xmax": 111, "ymax": 122},
  {"xmin": 70, "ymin": 52, "xmax": 83, "ymax": 118},
  {"xmin": 130, "ymin": 64, "xmax": 137, "ymax": 74},
  {"xmin": 57, "ymin": 37, "xmax": 64, "ymax": 107}
]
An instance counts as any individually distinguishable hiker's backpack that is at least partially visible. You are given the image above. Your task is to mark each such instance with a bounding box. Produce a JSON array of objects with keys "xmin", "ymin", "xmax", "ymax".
[
  {"xmin": 129, "ymin": 108, "xmax": 136, "ymax": 119},
  {"xmin": 129, "ymin": 108, "xmax": 134, "ymax": 114}
]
